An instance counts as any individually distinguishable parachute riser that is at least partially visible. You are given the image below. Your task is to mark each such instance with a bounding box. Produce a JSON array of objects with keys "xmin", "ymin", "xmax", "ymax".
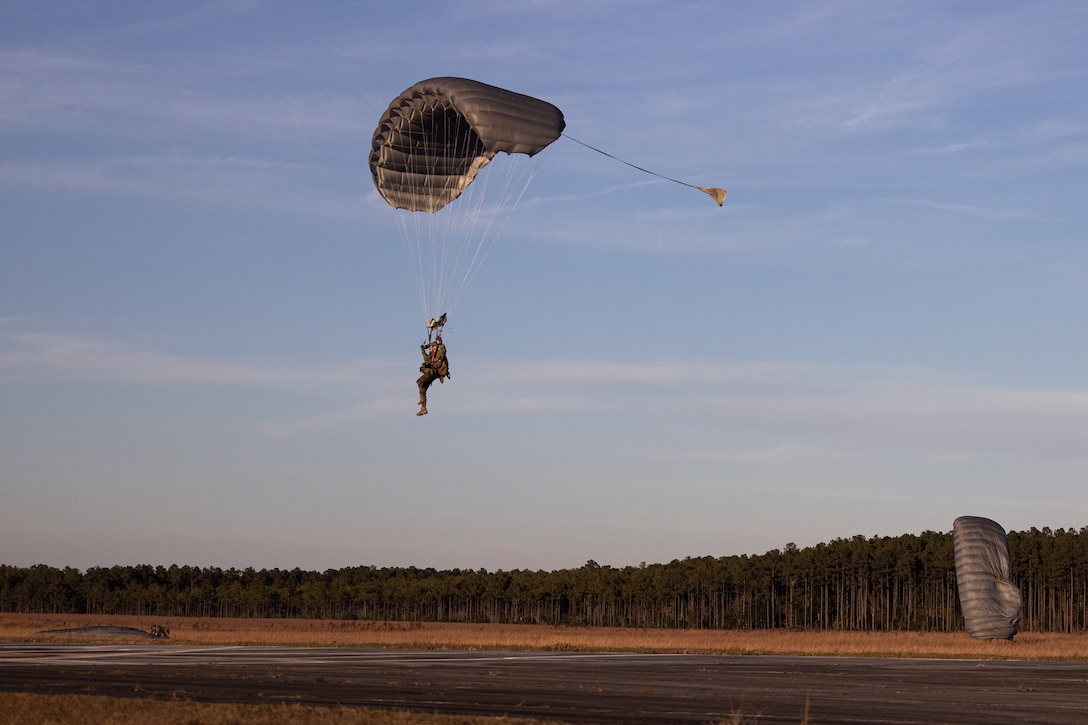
[{"xmin": 425, "ymin": 312, "xmax": 448, "ymax": 343}]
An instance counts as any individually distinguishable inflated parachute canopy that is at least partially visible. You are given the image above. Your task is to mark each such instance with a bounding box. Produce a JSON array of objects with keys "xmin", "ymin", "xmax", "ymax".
[
  {"xmin": 952, "ymin": 516, "xmax": 1022, "ymax": 640},
  {"xmin": 370, "ymin": 77, "xmax": 566, "ymax": 213}
]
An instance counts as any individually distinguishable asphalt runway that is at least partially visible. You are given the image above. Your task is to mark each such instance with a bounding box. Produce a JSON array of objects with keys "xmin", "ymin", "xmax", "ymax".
[{"xmin": 2, "ymin": 643, "xmax": 1086, "ymax": 724}]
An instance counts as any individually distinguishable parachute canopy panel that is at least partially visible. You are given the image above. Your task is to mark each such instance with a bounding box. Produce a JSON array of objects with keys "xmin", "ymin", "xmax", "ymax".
[
  {"xmin": 952, "ymin": 516, "xmax": 1022, "ymax": 640},
  {"xmin": 370, "ymin": 77, "xmax": 566, "ymax": 213}
]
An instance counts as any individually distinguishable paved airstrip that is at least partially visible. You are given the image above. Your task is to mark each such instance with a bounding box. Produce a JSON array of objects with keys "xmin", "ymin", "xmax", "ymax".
[{"xmin": 2, "ymin": 643, "xmax": 1086, "ymax": 723}]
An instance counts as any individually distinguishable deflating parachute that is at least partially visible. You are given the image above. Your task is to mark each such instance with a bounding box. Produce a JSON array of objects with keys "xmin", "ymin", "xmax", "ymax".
[
  {"xmin": 952, "ymin": 516, "xmax": 1022, "ymax": 640},
  {"xmin": 370, "ymin": 77, "xmax": 565, "ymax": 322}
]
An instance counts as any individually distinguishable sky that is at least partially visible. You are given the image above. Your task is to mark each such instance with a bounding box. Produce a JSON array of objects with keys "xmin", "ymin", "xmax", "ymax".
[{"xmin": 2, "ymin": 1, "xmax": 1087, "ymax": 573}]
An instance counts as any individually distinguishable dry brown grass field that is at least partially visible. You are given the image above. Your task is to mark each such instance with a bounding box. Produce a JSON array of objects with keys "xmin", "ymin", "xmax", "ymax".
[
  {"xmin": 3, "ymin": 612, "xmax": 1086, "ymax": 659},
  {"xmin": 0, "ymin": 692, "xmax": 562, "ymax": 725},
  {"xmin": 5, "ymin": 614, "xmax": 1086, "ymax": 724}
]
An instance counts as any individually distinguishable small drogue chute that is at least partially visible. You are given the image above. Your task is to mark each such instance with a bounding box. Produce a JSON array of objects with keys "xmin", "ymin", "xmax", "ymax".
[
  {"xmin": 952, "ymin": 516, "xmax": 1022, "ymax": 640},
  {"xmin": 561, "ymin": 135, "xmax": 726, "ymax": 206}
]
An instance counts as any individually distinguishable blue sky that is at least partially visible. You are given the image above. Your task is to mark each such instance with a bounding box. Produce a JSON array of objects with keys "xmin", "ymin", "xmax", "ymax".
[{"xmin": 2, "ymin": 1, "xmax": 1086, "ymax": 572}]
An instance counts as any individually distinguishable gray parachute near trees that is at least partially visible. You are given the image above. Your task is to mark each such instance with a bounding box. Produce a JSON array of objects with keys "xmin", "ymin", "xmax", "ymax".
[
  {"xmin": 952, "ymin": 516, "xmax": 1022, "ymax": 640},
  {"xmin": 369, "ymin": 77, "xmax": 565, "ymax": 322}
]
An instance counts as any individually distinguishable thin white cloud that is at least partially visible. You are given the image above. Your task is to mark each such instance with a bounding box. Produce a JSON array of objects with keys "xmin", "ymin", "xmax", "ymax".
[
  {"xmin": 837, "ymin": 10, "xmax": 1066, "ymax": 132},
  {"xmin": 0, "ymin": 46, "xmax": 360, "ymax": 141},
  {"xmin": 1031, "ymin": 120, "xmax": 1088, "ymax": 141},
  {"xmin": 0, "ymin": 44, "xmax": 368, "ymax": 219},
  {"xmin": 12, "ymin": 330, "xmax": 1085, "ymax": 452},
  {"xmin": 910, "ymin": 141, "xmax": 989, "ymax": 156},
  {"xmin": 0, "ymin": 329, "xmax": 384, "ymax": 389},
  {"xmin": 0, "ymin": 156, "xmax": 365, "ymax": 220},
  {"xmin": 873, "ymin": 196, "xmax": 1028, "ymax": 219},
  {"xmin": 6, "ymin": 326, "xmax": 1069, "ymax": 461}
]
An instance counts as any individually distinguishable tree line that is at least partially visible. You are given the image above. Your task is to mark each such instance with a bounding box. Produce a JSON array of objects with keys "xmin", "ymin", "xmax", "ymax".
[{"xmin": 3, "ymin": 527, "xmax": 1085, "ymax": 632}]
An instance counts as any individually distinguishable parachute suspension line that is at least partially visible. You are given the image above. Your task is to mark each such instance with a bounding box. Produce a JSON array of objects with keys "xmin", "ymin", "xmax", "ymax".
[
  {"xmin": 391, "ymin": 104, "xmax": 541, "ymax": 324},
  {"xmin": 394, "ymin": 210, "xmax": 430, "ymax": 319},
  {"xmin": 445, "ymin": 148, "xmax": 549, "ymax": 315},
  {"xmin": 393, "ymin": 101, "xmax": 469, "ymax": 323},
  {"xmin": 429, "ymin": 106, "xmax": 488, "ymax": 320},
  {"xmin": 561, "ymin": 134, "xmax": 726, "ymax": 206},
  {"xmin": 397, "ymin": 203, "xmax": 449, "ymax": 323},
  {"xmin": 373, "ymin": 78, "xmax": 566, "ymax": 327},
  {"xmin": 443, "ymin": 156, "xmax": 509, "ymax": 315},
  {"xmin": 391, "ymin": 104, "xmax": 432, "ymax": 321}
]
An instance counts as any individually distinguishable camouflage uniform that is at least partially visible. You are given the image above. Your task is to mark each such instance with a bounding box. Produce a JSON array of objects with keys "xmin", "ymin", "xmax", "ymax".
[{"xmin": 416, "ymin": 339, "xmax": 449, "ymax": 415}]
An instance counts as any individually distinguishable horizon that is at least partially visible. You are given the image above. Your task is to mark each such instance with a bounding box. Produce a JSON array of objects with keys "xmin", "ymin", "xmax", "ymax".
[{"xmin": 8, "ymin": 520, "xmax": 1078, "ymax": 574}]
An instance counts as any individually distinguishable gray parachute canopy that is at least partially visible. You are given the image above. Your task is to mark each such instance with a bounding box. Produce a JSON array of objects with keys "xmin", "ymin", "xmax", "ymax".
[
  {"xmin": 952, "ymin": 516, "xmax": 1022, "ymax": 640},
  {"xmin": 370, "ymin": 77, "xmax": 566, "ymax": 213}
]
